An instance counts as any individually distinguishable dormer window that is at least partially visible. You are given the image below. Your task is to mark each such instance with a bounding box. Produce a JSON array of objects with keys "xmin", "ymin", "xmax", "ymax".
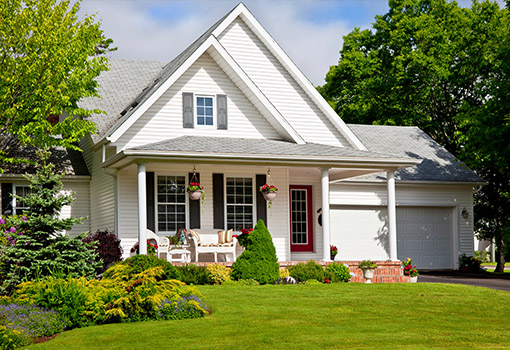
[
  {"xmin": 182, "ymin": 92, "xmax": 228, "ymax": 130},
  {"xmin": 196, "ymin": 96, "xmax": 214, "ymax": 126}
]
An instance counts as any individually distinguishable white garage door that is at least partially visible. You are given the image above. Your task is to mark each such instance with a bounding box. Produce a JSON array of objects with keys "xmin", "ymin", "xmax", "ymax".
[
  {"xmin": 397, "ymin": 207, "xmax": 453, "ymax": 269},
  {"xmin": 330, "ymin": 206, "xmax": 453, "ymax": 269}
]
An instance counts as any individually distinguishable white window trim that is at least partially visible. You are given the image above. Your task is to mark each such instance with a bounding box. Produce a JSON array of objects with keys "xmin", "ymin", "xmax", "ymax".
[
  {"xmin": 224, "ymin": 174, "xmax": 256, "ymax": 230},
  {"xmin": 155, "ymin": 173, "xmax": 188, "ymax": 235},
  {"xmin": 13, "ymin": 184, "xmax": 30, "ymax": 215},
  {"xmin": 195, "ymin": 95, "xmax": 216, "ymax": 128}
]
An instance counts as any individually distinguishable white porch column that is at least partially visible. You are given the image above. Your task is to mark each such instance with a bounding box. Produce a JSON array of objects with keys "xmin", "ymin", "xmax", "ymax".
[
  {"xmin": 321, "ymin": 168, "xmax": 331, "ymax": 261},
  {"xmin": 387, "ymin": 170, "xmax": 397, "ymax": 261},
  {"xmin": 137, "ymin": 163, "xmax": 147, "ymax": 255}
]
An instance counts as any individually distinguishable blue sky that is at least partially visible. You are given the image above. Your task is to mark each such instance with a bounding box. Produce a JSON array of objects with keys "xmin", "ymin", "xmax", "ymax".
[{"xmin": 79, "ymin": 0, "xmax": 504, "ymax": 86}]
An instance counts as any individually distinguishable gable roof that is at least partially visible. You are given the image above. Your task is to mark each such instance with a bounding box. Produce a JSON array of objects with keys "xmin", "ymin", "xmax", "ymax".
[
  {"xmin": 347, "ymin": 124, "xmax": 484, "ymax": 183},
  {"xmin": 82, "ymin": 3, "xmax": 365, "ymax": 149}
]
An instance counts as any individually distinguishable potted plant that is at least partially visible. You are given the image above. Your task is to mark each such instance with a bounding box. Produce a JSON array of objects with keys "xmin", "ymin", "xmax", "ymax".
[
  {"xmin": 330, "ymin": 245, "xmax": 338, "ymax": 261},
  {"xmin": 187, "ymin": 182, "xmax": 206, "ymax": 205},
  {"xmin": 358, "ymin": 260, "xmax": 378, "ymax": 283},
  {"xmin": 402, "ymin": 257, "xmax": 419, "ymax": 282}
]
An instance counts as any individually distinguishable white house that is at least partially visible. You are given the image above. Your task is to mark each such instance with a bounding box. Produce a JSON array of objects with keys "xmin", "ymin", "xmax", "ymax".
[{"xmin": 0, "ymin": 3, "xmax": 482, "ymax": 269}]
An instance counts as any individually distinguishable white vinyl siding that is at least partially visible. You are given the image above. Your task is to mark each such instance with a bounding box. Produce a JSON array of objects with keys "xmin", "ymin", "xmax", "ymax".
[
  {"xmin": 79, "ymin": 136, "xmax": 115, "ymax": 233},
  {"xmin": 217, "ymin": 18, "xmax": 351, "ymax": 147},
  {"xmin": 116, "ymin": 53, "xmax": 281, "ymax": 150}
]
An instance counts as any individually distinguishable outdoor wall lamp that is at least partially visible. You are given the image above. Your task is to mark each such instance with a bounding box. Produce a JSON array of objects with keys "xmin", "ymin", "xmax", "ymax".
[{"xmin": 461, "ymin": 208, "xmax": 469, "ymax": 219}]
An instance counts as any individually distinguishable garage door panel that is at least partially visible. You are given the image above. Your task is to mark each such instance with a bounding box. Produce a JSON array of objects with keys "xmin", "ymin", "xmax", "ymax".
[{"xmin": 332, "ymin": 206, "xmax": 453, "ymax": 269}]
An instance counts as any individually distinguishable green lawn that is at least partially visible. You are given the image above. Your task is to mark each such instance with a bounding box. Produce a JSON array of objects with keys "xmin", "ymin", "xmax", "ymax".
[{"xmin": 30, "ymin": 283, "xmax": 510, "ymax": 350}]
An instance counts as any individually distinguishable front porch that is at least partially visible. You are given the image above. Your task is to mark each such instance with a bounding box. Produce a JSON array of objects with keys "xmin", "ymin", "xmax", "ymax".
[{"xmin": 113, "ymin": 162, "xmax": 407, "ymax": 263}]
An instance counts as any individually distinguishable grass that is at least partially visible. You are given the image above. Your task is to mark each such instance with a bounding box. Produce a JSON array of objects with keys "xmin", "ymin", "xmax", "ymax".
[
  {"xmin": 482, "ymin": 262, "xmax": 510, "ymax": 267},
  {"xmin": 29, "ymin": 283, "xmax": 510, "ymax": 350}
]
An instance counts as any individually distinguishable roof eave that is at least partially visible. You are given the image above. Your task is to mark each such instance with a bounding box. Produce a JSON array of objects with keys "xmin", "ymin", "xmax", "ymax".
[{"xmin": 103, "ymin": 149, "xmax": 420, "ymax": 170}]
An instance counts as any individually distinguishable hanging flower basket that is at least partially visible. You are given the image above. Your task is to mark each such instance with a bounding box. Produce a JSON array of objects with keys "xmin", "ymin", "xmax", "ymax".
[
  {"xmin": 187, "ymin": 182, "xmax": 206, "ymax": 205},
  {"xmin": 260, "ymin": 184, "xmax": 278, "ymax": 200}
]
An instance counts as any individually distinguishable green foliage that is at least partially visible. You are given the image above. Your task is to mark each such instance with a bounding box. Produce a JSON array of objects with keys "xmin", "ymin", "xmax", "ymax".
[
  {"xmin": 103, "ymin": 255, "xmax": 179, "ymax": 281},
  {"xmin": 325, "ymin": 262, "xmax": 351, "ymax": 283},
  {"xmin": 0, "ymin": 303, "xmax": 67, "ymax": 348},
  {"xmin": 82, "ymin": 230, "xmax": 123, "ymax": 272},
  {"xmin": 222, "ymin": 278, "xmax": 260, "ymax": 286},
  {"xmin": 174, "ymin": 265, "xmax": 212, "ymax": 285},
  {"xmin": 459, "ymin": 253, "xmax": 482, "ymax": 272},
  {"xmin": 0, "ymin": 0, "xmax": 114, "ymax": 168},
  {"xmin": 13, "ymin": 267, "xmax": 209, "ymax": 328},
  {"xmin": 0, "ymin": 150, "xmax": 99, "ymax": 294},
  {"xmin": 358, "ymin": 260, "xmax": 378, "ymax": 269},
  {"xmin": 320, "ymin": 0, "xmax": 510, "ymax": 271},
  {"xmin": 231, "ymin": 219, "xmax": 279, "ymax": 284},
  {"xmin": 0, "ymin": 325, "xmax": 27, "ymax": 350},
  {"xmin": 206, "ymin": 264, "xmax": 231, "ymax": 285},
  {"xmin": 288, "ymin": 261, "xmax": 326, "ymax": 283}
]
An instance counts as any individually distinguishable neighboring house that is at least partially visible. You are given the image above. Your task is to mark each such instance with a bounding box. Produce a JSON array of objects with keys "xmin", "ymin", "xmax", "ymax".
[{"xmin": 0, "ymin": 3, "xmax": 483, "ymax": 269}]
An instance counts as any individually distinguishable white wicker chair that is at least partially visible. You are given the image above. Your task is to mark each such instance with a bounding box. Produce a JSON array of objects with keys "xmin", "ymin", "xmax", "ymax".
[
  {"xmin": 189, "ymin": 229, "xmax": 237, "ymax": 262},
  {"xmin": 146, "ymin": 229, "xmax": 170, "ymax": 259}
]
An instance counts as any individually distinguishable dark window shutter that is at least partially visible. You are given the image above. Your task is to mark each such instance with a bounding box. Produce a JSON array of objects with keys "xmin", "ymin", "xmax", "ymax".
[
  {"xmin": 1, "ymin": 183, "xmax": 13, "ymax": 215},
  {"xmin": 146, "ymin": 172, "xmax": 155, "ymax": 232},
  {"xmin": 217, "ymin": 94, "xmax": 227, "ymax": 130},
  {"xmin": 188, "ymin": 173, "xmax": 201, "ymax": 229},
  {"xmin": 256, "ymin": 175, "xmax": 267, "ymax": 226},
  {"xmin": 213, "ymin": 173, "xmax": 224, "ymax": 229},
  {"xmin": 183, "ymin": 92, "xmax": 194, "ymax": 128}
]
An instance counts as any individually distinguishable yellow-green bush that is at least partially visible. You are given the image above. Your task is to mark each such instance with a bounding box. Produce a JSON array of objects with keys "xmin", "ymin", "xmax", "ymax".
[
  {"xmin": 13, "ymin": 266, "xmax": 209, "ymax": 328},
  {"xmin": 206, "ymin": 264, "xmax": 231, "ymax": 284},
  {"xmin": 279, "ymin": 268, "xmax": 290, "ymax": 278}
]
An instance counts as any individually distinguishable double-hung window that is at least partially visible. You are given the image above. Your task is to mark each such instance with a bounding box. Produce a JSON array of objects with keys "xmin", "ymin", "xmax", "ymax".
[
  {"xmin": 13, "ymin": 185, "xmax": 31, "ymax": 215},
  {"xmin": 196, "ymin": 96, "xmax": 214, "ymax": 126},
  {"xmin": 226, "ymin": 177, "xmax": 253, "ymax": 230},
  {"xmin": 156, "ymin": 175, "xmax": 186, "ymax": 233}
]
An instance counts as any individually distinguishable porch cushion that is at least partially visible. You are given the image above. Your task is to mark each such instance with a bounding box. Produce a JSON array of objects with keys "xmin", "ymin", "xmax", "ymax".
[
  {"xmin": 225, "ymin": 229, "xmax": 233, "ymax": 243},
  {"xmin": 189, "ymin": 229, "xmax": 202, "ymax": 246},
  {"xmin": 218, "ymin": 230, "xmax": 226, "ymax": 244}
]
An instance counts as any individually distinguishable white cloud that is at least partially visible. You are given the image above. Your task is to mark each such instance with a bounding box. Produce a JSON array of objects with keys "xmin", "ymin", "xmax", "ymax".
[{"xmin": 80, "ymin": 0, "xmax": 354, "ymax": 86}]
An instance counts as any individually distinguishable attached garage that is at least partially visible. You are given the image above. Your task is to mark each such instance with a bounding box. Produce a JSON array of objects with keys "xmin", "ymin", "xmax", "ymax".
[{"xmin": 330, "ymin": 206, "xmax": 454, "ymax": 269}]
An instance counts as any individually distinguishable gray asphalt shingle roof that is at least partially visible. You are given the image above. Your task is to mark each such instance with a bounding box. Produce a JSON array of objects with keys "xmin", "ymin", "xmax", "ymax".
[
  {"xmin": 128, "ymin": 135, "xmax": 411, "ymax": 161},
  {"xmin": 1, "ymin": 144, "xmax": 89, "ymax": 176},
  {"xmin": 347, "ymin": 124, "xmax": 483, "ymax": 183},
  {"xmin": 79, "ymin": 58, "xmax": 167, "ymax": 143}
]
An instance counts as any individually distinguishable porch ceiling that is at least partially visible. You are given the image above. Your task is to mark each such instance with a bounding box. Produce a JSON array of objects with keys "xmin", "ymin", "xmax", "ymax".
[{"xmin": 104, "ymin": 136, "xmax": 421, "ymax": 170}]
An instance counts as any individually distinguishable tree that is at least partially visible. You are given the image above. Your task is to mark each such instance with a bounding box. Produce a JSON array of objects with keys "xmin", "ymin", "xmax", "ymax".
[
  {"xmin": 0, "ymin": 0, "xmax": 113, "ymax": 170},
  {"xmin": 320, "ymin": 0, "xmax": 510, "ymax": 271},
  {"xmin": 0, "ymin": 149, "xmax": 100, "ymax": 294}
]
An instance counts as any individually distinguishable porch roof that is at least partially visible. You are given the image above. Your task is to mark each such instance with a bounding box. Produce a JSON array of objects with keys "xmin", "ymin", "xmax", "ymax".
[{"xmin": 105, "ymin": 136, "xmax": 420, "ymax": 169}]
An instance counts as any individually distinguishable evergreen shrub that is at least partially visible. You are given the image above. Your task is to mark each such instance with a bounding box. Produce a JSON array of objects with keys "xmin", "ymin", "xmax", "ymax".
[
  {"xmin": 231, "ymin": 219, "xmax": 279, "ymax": 284},
  {"xmin": 103, "ymin": 255, "xmax": 179, "ymax": 281},
  {"xmin": 175, "ymin": 265, "xmax": 212, "ymax": 285}
]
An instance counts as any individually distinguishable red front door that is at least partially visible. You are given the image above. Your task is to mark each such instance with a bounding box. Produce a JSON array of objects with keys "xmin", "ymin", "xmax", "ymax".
[{"xmin": 289, "ymin": 185, "xmax": 313, "ymax": 252}]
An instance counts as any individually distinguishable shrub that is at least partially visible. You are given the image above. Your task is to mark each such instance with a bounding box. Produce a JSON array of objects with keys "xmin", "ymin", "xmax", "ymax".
[
  {"xmin": 83, "ymin": 229, "xmax": 123, "ymax": 272},
  {"xmin": 0, "ymin": 325, "xmax": 27, "ymax": 350},
  {"xmin": 175, "ymin": 265, "xmax": 212, "ymax": 285},
  {"xmin": 223, "ymin": 278, "xmax": 260, "ymax": 286},
  {"xmin": 325, "ymin": 262, "xmax": 351, "ymax": 283},
  {"xmin": 13, "ymin": 266, "xmax": 208, "ymax": 327},
  {"xmin": 288, "ymin": 260, "xmax": 325, "ymax": 283},
  {"xmin": 206, "ymin": 264, "xmax": 231, "ymax": 285},
  {"xmin": 231, "ymin": 220, "xmax": 279, "ymax": 284},
  {"xmin": 279, "ymin": 268, "xmax": 290, "ymax": 278},
  {"xmin": 104, "ymin": 255, "xmax": 179, "ymax": 281}
]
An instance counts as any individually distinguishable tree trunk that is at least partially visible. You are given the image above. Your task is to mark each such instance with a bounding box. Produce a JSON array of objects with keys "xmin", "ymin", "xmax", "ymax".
[{"xmin": 495, "ymin": 235, "xmax": 506, "ymax": 273}]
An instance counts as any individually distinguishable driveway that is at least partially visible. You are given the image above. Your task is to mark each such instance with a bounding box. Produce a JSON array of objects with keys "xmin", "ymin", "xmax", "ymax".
[{"xmin": 418, "ymin": 271, "xmax": 510, "ymax": 292}]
